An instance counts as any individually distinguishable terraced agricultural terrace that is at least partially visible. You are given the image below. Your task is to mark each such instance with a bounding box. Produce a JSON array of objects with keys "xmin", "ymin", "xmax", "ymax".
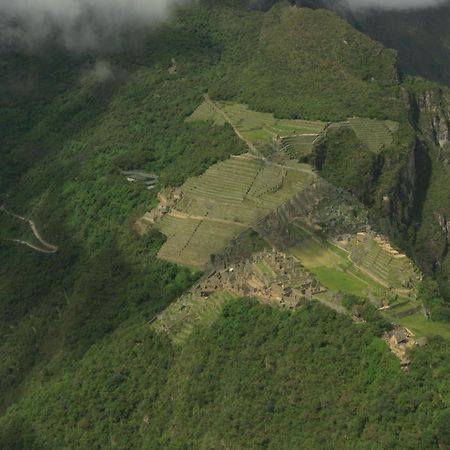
[
  {"xmin": 153, "ymin": 290, "xmax": 237, "ymax": 345},
  {"xmin": 156, "ymin": 156, "xmax": 315, "ymax": 268},
  {"xmin": 152, "ymin": 98, "xmax": 427, "ymax": 336},
  {"xmin": 288, "ymin": 222, "xmax": 385, "ymax": 298},
  {"xmin": 346, "ymin": 232, "xmax": 421, "ymax": 290},
  {"xmin": 348, "ymin": 117, "xmax": 399, "ymax": 153},
  {"xmin": 218, "ymin": 101, "xmax": 326, "ymax": 143},
  {"xmin": 289, "ymin": 221, "xmax": 420, "ymax": 295},
  {"xmin": 188, "ymin": 99, "xmax": 327, "ymax": 154},
  {"xmin": 280, "ymin": 134, "xmax": 318, "ymax": 159},
  {"xmin": 286, "ymin": 221, "xmax": 428, "ymax": 330}
]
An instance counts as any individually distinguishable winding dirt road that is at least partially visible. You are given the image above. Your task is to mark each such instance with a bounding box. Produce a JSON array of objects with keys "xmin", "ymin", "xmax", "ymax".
[{"xmin": 1, "ymin": 205, "xmax": 58, "ymax": 254}]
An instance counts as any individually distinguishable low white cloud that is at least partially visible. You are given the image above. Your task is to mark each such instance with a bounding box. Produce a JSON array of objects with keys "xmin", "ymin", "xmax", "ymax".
[
  {"xmin": 347, "ymin": 0, "xmax": 447, "ymax": 10},
  {"xmin": 0, "ymin": 0, "xmax": 186, "ymax": 51}
]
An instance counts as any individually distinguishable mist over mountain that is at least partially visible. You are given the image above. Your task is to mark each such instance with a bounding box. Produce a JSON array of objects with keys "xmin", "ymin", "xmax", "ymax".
[
  {"xmin": 294, "ymin": 0, "xmax": 446, "ymax": 10},
  {"xmin": 291, "ymin": 0, "xmax": 450, "ymax": 86},
  {"xmin": 354, "ymin": 0, "xmax": 450, "ymax": 86},
  {"xmin": 0, "ymin": 0, "xmax": 188, "ymax": 51},
  {"xmin": 347, "ymin": 0, "xmax": 446, "ymax": 9}
]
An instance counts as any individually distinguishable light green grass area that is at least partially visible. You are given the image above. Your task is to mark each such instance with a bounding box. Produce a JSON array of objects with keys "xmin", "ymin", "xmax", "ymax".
[
  {"xmin": 186, "ymin": 101, "xmax": 226, "ymax": 126},
  {"xmin": 241, "ymin": 128, "xmax": 274, "ymax": 142},
  {"xmin": 286, "ymin": 222, "xmax": 450, "ymax": 338},
  {"xmin": 157, "ymin": 157, "xmax": 315, "ymax": 268},
  {"xmin": 396, "ymin": 313, "xmax": 450, "ymax": 339},
  {"xmin": 219, "ymin": 102, "xmax": 326, "ymax": 144},
  {"xmin": 312, "ymin": 267, "xmax": 371, "ymax": 297},
  {"xmin": 348, "ymin": 117, "xmax": 398, "ymax": 153},
  {"xmin": 289, "ymin": 223, "xmax": 384, "ymax": 297},
  {"xmin": 187, "ymin": 101, "xmax": 400, "ymax": 165},
  {"xmin": 153, "ymin": 290, "xmax": 237, "ymax": 344},
  {"xmin": 188, "ymin": 100, "xmax": 326, "ymax": 147}
]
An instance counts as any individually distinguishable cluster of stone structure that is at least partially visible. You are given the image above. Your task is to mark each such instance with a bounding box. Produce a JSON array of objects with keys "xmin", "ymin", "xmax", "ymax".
[
  {"xmin": 383, "ymin": 328, "xmax": 428, "ymax": 369},
  {"xmin": 137, "ymin": 188, "xmax": 183, "ymax": 230},
  {"xmin": 192, "ymin": 250, "xmax": 326, "ymax": 309}
]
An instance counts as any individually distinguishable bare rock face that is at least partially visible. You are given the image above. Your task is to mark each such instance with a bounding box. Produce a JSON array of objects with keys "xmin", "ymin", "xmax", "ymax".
[
  {"xmin": 383, "ymin": 139, "xmax": 424, "ymax": 229},
  {"xmin": 437, "ymin": 213, "xmax": 450, "ymax": 244},
  {"xmin": 417, "ymin": 88, "xmax": 450, "ymax": 155}
]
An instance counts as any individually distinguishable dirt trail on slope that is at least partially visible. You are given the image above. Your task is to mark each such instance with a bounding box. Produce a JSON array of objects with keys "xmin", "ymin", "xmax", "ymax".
[
  {"xmin": 6, "ymin": 239, "xmax": 57, "ymax": 254},
  {"xmin": 1, "ymin": 205, "xmax": 58, "ymax": 253},
  {"xmin": 204, "ymin": 95, "xmax": 259, "ymax": 153}
]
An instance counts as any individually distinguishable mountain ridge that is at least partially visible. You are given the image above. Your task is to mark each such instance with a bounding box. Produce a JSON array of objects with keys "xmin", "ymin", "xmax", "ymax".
[{"xmin": 1, "ymin": 2, "xmax": 450, "ymax": 448}]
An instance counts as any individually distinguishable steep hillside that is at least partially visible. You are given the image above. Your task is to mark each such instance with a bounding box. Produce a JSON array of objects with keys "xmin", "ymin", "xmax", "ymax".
[
  {"xmin": 2, "ymin": 299, "xmax": 450, "ymax": 449},
  {"xmin": 1, "ymin": 1, "xmax": 450, "ymax": 447},
  {"xmin": 210, "ymin": 2, "xmax": 402, "ymax": 121}
]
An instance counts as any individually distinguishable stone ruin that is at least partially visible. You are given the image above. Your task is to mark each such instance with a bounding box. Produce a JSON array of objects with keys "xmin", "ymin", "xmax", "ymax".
[
  {"xmin": 136, "ymin": 187, "xmax": 184, "ymax": 234},
  {"xmin": 191, "ymin": 249, "xmax": 326, "ymax": 310}
]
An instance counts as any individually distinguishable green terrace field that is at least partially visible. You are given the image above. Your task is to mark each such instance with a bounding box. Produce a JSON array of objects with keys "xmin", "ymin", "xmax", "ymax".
[
  {"xmin": 288, "ymin": 222, "xmax": 384, "ymax": 298},
  {"xmin": 218, "ymin": 102, "xmax": 327, "ymax": 141},
  {"xmin": 188, "ymin": 101, "xmax": 399, "ymax": 160},
  {"xmin": 396, "ymin": 313, "xmax": 450, "ymax": 340},
  {"xmin": 288, "ymin": 222, "xmax": 420, "ymax": 297},
  {"xmin": 186, "ymin": 100, "xmax": 226, "ymax": 126},
  {"xmin": 280, "ymin": 135, "xmax": 319, "ymax": 159},
  {"xmin": 348, "ymin": 117, "xmax": 399, "ymax": 153},
  {"xmin": 187, "ymin": 100, "xmax": 327, "ymax": 151},
  {"xmin": 152, "ymin": 290, "xmax": 237, "ymax": 345},
  {"xmin": 285, "ymin": 222, "xmax": 450, "ymax": 338},
  {"xmin": 348, "ymin": 233, "xmax": 420, "ymax": 290},
  {"xmin": 157, "ymin": 157, "xmax": 315, "ymax": 268},
  {"xmin": 157, "ymin": 215, "xmax": 245, "ymax": 268}
]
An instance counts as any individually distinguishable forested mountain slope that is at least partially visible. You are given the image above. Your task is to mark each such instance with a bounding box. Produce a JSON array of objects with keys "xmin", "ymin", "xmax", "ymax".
[{"xmin": 0, "ymin": 1, "xmax": 450, "ymax": 448}]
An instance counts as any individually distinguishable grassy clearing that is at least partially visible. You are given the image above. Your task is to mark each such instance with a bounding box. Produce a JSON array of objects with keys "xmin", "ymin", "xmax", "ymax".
[
  {"xmin": 286, "ymin": 223, "xmax": 450, "ymax": 338},
  {"xmin": 186, "ymin": 101, "xmax": 226, "ymax": 126},
  {"xmin": 188, "ymin": 101, "xmax": 326, "ymax": 148},
  {"xmin": 396, "ymin": 313, "xmax": 450, "ymax": 339},
  {"xmin": 289, "ymin": 224, "xmax": 384, "ymax": 297},
  {"xmin": 312, "ymin": 267, "xmax": 371, "ymax": 297},
  {"xmin": 241, "ymin": 128, "xmax": 274, "ymax": 142}
]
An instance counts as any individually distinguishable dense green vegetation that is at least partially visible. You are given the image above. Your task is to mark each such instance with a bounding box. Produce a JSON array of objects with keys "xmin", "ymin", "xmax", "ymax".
[
  {"xmin": 1, "ymin": 299, "xmax": 450, "ymax": 449},
  {"xmin": 209, "ymin": 2, "xmax": 404, "ymax": 121},
  {"xmin": 1, "ymin": 0, "xmax": 450, "ymax": 447},
  {"xmin": 312, "ymin": 127, "xmax": 379, "ymax": 202}
]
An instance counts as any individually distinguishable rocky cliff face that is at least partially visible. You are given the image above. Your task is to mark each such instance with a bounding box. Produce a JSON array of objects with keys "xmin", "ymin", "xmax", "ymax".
[
  {"xmin": 417, "ymin": 87, "xmax": 450, "ymax": 157},
  {"xmin": 380, "ymin": 138, "xmax": 425, "ymax": 231},
  {"xmin": 399, "ymin": 85, "xmax": 450, "ymax": 284}
]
